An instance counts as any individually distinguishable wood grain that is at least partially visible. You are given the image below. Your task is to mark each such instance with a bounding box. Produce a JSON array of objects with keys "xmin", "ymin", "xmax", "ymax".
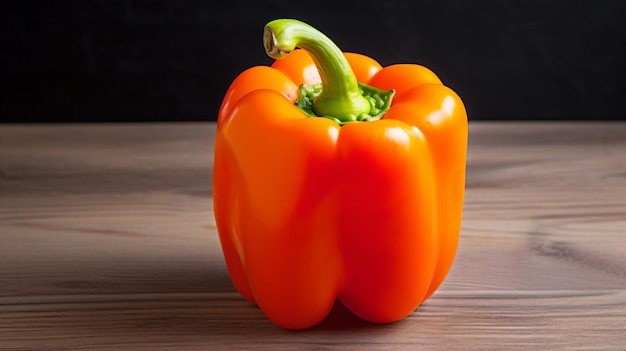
[{"xmin": 1, "ymin": 122, "xmax": 625, "ymax": 350}]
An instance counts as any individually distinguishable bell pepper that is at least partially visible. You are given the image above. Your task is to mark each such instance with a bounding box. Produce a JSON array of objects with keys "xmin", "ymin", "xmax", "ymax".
[{"xmin": 213, "ymin": 18, "xmax": 467, "ymax": 330}]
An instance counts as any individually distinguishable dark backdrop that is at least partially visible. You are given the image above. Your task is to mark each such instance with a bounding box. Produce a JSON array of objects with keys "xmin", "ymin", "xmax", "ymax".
[{"xmin": 2, "ymin": 0, "xmax": 625, "ymax": 123}]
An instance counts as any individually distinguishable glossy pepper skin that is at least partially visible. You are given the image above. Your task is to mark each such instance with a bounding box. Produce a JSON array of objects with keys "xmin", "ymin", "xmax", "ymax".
[{"xmin": 213, "ymin": 19, "xmax": 467, "ymax": 329}]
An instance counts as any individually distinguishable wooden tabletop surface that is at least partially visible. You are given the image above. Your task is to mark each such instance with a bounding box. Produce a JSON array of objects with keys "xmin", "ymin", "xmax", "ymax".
[{"xmin": 1, "ymin": 122, "xmax": 625, "ymax": 350}]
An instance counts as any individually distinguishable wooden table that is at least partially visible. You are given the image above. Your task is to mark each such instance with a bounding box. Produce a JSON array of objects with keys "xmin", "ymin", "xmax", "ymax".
[{"xmin": 1, "ymin": 122, "xmax": 625, "ymax": 350}]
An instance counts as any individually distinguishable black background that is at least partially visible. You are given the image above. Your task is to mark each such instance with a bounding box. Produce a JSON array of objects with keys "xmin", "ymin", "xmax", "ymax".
[{"xmin": 2, "ymin": 0, "xmax": 625, "ymax": 123}]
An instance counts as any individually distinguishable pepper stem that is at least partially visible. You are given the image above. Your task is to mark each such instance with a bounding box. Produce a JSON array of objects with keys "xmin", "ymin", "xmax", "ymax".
[{"xmin": 264, "ymin": 19, "xmax": 371, "ymax": 123}]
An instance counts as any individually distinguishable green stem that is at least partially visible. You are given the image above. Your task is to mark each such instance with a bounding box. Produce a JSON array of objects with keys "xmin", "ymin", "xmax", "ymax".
[{"xmin": 264, "ymin": 19, "xmax": 371, "ymax": 122}]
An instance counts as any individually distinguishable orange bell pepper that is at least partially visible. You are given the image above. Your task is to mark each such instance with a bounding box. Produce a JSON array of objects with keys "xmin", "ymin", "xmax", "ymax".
[{"xmin": 213, "ymin": 19, "xmax": 467, "ymax": 329}]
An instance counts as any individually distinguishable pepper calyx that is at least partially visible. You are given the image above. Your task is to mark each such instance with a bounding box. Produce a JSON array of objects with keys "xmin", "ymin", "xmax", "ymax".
[{"xmin": 295, "ymin": 83, "xmax": 395, "ymax": 125}]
